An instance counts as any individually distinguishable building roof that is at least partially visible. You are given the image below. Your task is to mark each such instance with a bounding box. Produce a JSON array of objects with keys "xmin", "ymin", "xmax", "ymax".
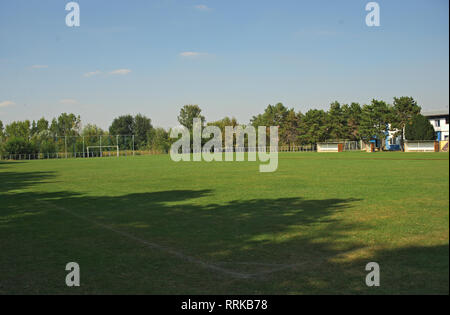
[{"xmin": 422, "ymin": 110, "xmax": 449, "ymax": 117}]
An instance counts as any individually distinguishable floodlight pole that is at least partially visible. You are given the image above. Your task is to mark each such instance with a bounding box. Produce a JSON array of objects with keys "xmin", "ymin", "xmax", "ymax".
[
  {"xmin": 65, "ymin": 136, "xmax": 67, "ymax": 158},
  {"xmin": 100, "ymin": 135, "xmax": 102, "ymax": 157}
]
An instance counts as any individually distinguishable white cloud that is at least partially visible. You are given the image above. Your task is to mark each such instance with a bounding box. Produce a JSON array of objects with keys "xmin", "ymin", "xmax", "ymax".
[
  {"xmin": 109, "ymin": 69, "xmax": 132, "ymax": 75},
  {"xmin": 194, "ymin": 4, "xmax": 211, "ymax": 11},
  {"xmin": 0, "ymin": 100, "xmax": 15, "ymax": 108},
  {"xmin": 31, "ymin": 65, "xmax": 48, "ymax": 69},
  {"xmin": 84, "ymin": 70, "xmax": 102, "ymax": 77},
  {"xmin": 60, "ymin": 98, "xmax": 78, "ymax": 104},
  {"xmin": 179, "ymin": 51, "xmax": 207, "ymax": 57},
  {"xmin": 84, "ymin": 69, "xmax": 131, "ymax": 77}
]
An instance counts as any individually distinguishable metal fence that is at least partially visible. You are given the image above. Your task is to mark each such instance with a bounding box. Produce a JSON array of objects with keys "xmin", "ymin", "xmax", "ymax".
[
  {"xmin": 343, "ymin": 140, "xmax": 363, "ymax": 151},
  {"xmin": 1, "ymin": 150, "xmax": 138, "ymax": 161},
  {"xmin": 0, "ymin": 137, "xmax": 364, "ymax": 160}
]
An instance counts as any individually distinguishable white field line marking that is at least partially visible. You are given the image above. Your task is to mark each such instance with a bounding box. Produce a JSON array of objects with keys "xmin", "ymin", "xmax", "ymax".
[
  {"xmin": 39, "ymin": 200, "xmax": 253, "ymax": 279},
  {"xmin": 40, "ymin": 199, "xmax": 307, "ymax": 279}
]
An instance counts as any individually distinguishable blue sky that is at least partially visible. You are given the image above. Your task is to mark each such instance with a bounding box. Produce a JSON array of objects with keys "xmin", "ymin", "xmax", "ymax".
[{"xmin": 0, "ymin": 0, "xmax": 448, "ymax": 129}]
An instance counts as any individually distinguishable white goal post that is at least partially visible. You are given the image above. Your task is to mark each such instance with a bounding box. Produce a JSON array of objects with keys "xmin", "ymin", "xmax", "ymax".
[{"xmin": 86, "ymin": 145, "xmax": 119, "ymax": 157}]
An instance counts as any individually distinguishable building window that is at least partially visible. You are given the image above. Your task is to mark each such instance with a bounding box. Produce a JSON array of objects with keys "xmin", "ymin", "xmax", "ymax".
[
  {"xmin": 435, "ymin": 119, "xmax": 440, "ymax": 127},
  {"xmin": 446, "ymin": 116, "xmax": 449, "ymax": 125}
]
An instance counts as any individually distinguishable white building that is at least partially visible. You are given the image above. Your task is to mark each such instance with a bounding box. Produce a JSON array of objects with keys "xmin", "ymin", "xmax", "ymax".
[{"xmin": 422, "ymin": 110, "xmax": 449, "ymax": 141}]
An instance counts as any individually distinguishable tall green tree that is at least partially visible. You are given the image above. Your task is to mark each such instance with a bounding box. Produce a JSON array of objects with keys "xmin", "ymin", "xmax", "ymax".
[
  {"xmin": 207, "ymin": 117, "xmax": 238, "ymax": 143},
  {"xmin": 109, "ymin": 115, "xmax": 134, "ymax": 149},
  {"xmin": 391, "ymin": 96, "xmax": 421, "ymax": 151},
  {"xmin": 208, "ymin": 117, "xmax": 238, "ymax": 130},
  {"xmin": 280, "ymin": 109, "xmax": 301, "ymax": 146},
  {"xmin": 5, "ymin": 120, "xmax": 31, "ymax": 139},
  {"xmin": 251, "ymin": 103, "xmax": 289, "ymax": 127},
  {"xmin": 30, "ymin": 128, "xmax": 56, "ymax": 155},
  {"xmin": 31, "ymin": 120, "xmax": 38, "ymax": 136},
  {"xmin": 358, "ymin": 99, "xmax": 392, "ymax": 149},
  {"xmin": 50, "ymin": 113, "xmax": 81, "ymax": 136},
  {"xmin": 109, "ymin": 115, "xmax": 134, "ymax": 135},
  {"xmin": 177, "ymin": 105, "xmax": 205, "ymax": 131},
  {"xmin": 251, "ymin": 103, "xmax": 289, "ymax": 146},
  {"xmin": 343, "ymin": 102, "xmax": 362, "ymax": 140},
  {"xmin": 48, "ymin": 113, "xmax": 81, "ymax": 153},
  {"xmin": 36, "ymin": 117, "xmax": 49, "ymax": 133},
  {"xmin": 133, "ymin": 114, "xmax": 153, "ymax": 148},
  {"xmin": 82, "ymin": 124, "xmax": 105, "ymax": 137},
  {"xmin": 405, "ymin": 114, "xmax": 436, "ymax": 141},
  {"xmin": 0, "ymin": 120, "xmax": 3, "ymax": 138},
  {"xmin": 109, "ymin": 114, "xmax": 153, "ymax": 149},
  {"xmin": 297, "ymin": 109, "xmax": 328, "ymax": 144},
  {"xmin": 327, "ymin": 101, "xmax": 348, "ymax": 141},
  {"xmin": 80, "ymin": 124, "xmax": 105, "ymax": 150}
]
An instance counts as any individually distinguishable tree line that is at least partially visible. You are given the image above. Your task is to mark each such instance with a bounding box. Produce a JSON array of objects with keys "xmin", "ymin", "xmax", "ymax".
[{"xmin": 0, "ymin": 96, "xmax": 436, "ymax": 155}]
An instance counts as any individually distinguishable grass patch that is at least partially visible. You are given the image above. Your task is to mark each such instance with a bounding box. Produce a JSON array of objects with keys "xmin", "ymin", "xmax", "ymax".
[{"xmin": 0, "ymin": 152, "xmax": 448, "ymax": 294}]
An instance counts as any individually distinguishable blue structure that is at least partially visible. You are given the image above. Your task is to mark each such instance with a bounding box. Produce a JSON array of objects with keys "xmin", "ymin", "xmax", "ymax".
[
  {"xmin": 385, "ymin": 137, "xmax": 401, "ymax": 151},
  {"xmin": 384, "ymin": 127, "xmax": 401, "ymax": 151},
  {"xmin": 367, "ymin": 125, "xmax": 402, "ymax": 151}
]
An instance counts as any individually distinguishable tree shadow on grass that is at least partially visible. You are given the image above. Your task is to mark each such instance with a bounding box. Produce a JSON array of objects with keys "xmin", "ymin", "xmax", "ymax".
[
  {"xmin": 0, "ymin": 170, "xmax": 55, "ymax": 193},
  {"xmin": 45, "ymin": 190, "xmax": 364, "ymax": 264},
  {"xmin": 0, "ymin": 169, "xmax": 448, "ymax": 294},
  {"xmin": 345, "ymin": 244, "xmax": 449, "ymax": 295}
]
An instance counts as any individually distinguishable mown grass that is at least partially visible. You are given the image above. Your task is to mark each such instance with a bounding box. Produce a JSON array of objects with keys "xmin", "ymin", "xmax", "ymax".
[{"xmin": 0, "ymin": 151, "xmax": 448, "ymax": 294}]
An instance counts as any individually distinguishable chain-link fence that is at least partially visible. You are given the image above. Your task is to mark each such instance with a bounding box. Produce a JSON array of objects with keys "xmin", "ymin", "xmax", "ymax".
[{"xmin": 343, "ymin": 140, "xmax": 363, "ymax": 151}]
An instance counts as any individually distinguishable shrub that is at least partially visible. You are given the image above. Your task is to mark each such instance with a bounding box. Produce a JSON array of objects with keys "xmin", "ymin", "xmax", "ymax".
[{"xmin": 3, "ymin": 137, "xmax": 37, "ymax": 155}]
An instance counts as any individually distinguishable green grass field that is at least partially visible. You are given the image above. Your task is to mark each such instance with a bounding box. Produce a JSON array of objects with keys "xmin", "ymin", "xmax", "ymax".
[{"xmin": 0, "ymin": 152, "xmax": 448, "ymax": 294}]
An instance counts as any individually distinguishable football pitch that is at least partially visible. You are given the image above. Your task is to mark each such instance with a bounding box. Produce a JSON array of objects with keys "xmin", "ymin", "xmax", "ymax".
[{"xmin": 0, "ymin": 152, "xmax": 448, "ymax": 294}]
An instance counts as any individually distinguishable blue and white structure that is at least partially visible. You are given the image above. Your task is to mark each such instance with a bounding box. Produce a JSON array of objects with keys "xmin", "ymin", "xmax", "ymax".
[
  {"xmin": 385, "ymin": 127, "xmax": 402, "ymax": 151},
  {"xmin": 422, "ymin": 110, "xmax": 449, "ymax": 141}
]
